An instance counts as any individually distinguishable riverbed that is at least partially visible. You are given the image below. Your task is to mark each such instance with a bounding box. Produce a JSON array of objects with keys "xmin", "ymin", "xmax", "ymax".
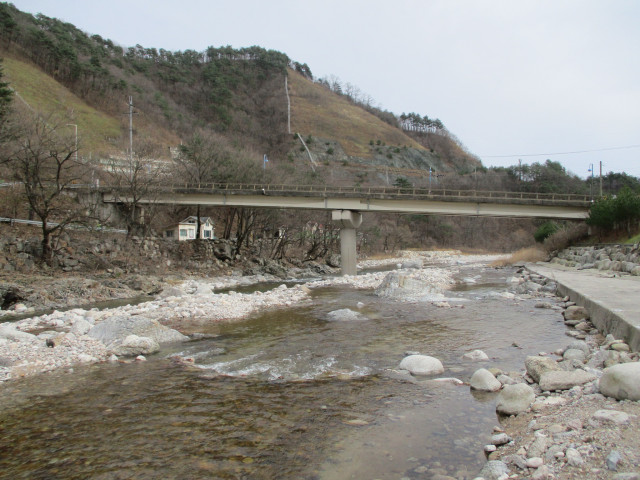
[{"xmin": 0, "ymin": 254, "xmax": 571, "ymax": 479}]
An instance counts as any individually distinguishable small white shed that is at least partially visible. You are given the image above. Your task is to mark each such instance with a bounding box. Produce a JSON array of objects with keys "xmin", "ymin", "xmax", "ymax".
[{"xmin": 165, "ymin": 216, "xmax": 214, "ymax": 241}]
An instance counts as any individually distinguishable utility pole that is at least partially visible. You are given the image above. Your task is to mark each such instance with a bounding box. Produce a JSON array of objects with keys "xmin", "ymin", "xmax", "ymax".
[
  {"xmin": 599, "ymin": 161, "xmax": 603, "ymax": 197},
  {"xmin": 519, "ymin": 159, "xmax": 522, "ymax": 181},
  {"xmin": 128, "ymin": 96, "xmax": 134, "ymax": 160},
  {"xmin": 285, "ymin": 76, "xmax": 291, "ymax": 135},
  {"xmin": 66, "ymin": 123, "xmax": 78, "ymax": 162}
]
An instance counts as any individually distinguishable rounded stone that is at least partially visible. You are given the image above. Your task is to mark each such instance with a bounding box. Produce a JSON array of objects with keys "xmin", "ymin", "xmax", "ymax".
[
  {"xmin": 463, "ymin": 349, "xmax": 489, "ymax": 361},
  {"xmin": 563, "ymin": 305, "xmax": 589, "ymax": 321},
  {"xmin": 525, "ymin": 356, "xmax": 561, "ymax": 383},
  {"xmin": 566, "ymin": 340, "xmax": 590, "ymax": 355},
  {"xmin": 526, "ymin": 457, "xmax": 544, "ymax": 468},
  {"xmin": 470, "ymin": 368, "xmax": 502, "ymax": 392},
  {"xmin": 599, "ymin": 363, "xmax": 640, "ymax": 401},
  {"xmin": 592, "ymin": 409, "xmax": 630, "ymax": 425},
  {"xmin": 496, "ymin": 383, "xmax": 535, "ymax": 415},
  {"xmin": 562, "ymin": 348, "xmax": 586, "ymax": 363},
  {"xmin": 491, "ymin": 433, "xmax": 512, "ymax": 445},
  {"xmin": 479, "ymin": 460, "xmax": 509, "ymax": 480},
  {"xmin": 399, "ymin": 354, "xmax": 444, "ymax": 376}
]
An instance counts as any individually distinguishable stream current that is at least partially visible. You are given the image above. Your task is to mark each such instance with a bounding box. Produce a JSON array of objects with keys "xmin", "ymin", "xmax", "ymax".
[{"xmin": 0, "ymin": 266, "xmax": 569, "ymax": 480}]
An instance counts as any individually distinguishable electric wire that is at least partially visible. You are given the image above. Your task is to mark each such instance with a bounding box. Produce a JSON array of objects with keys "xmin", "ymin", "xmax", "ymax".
[{"xmin": 482, "ymin": 144, "xmax": 640, "ymax": 158}]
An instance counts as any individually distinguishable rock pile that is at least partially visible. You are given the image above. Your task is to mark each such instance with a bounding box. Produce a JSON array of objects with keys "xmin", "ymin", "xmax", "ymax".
[
  {"xmin": 551, "ymin": 244, "xmax": 640, "ymax": 275},
  {"xmin": 473, "ymin": 268, "xmax": 640, "ymax": 480}
]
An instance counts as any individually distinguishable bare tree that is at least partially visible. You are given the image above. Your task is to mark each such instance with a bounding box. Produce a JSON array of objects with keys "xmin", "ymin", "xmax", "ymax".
[
  {"xmin": 174, "ymin": 131, "xmax": 225, "ymax": 238},
  {"xmin": 5, "ymin": 112, "xmax": 86, "ymax": 262},
  {"xmin": 104, "ymin": 138, "xmax": 166, "ymax": 237}
]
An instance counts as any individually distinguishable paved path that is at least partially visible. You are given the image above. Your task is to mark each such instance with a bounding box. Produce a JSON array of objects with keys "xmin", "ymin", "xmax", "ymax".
[{"xmin": 527, "ymin": 263, "xmax": 640, "ymax": 351}]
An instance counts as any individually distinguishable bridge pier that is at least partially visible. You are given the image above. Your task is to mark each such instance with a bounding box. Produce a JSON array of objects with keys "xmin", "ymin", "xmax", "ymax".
[{"xmin": 332, "ymin": 210, "xmax": 362, "ymax": 276}]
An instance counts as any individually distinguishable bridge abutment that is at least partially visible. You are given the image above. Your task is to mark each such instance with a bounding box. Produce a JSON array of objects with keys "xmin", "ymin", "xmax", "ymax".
[{"xmin": 332, "ymin": 210, "xmax": 362, "ymax": 276}]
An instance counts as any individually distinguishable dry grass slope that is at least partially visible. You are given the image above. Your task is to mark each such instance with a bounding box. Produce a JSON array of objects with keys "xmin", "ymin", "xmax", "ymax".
[
  {"xmin": 288, "ymin": 70, "xmax": 425, "ymax": 158},
  {"xmin": 1, "ymin": 54, "xmax": 181, "ymax": 157},
  {"xmin": 2, "ymin": 55, "xmax": 122, "ymax": 154}
]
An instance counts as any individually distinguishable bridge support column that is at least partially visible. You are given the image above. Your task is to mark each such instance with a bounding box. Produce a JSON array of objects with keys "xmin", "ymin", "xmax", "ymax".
[{"xmin": 332, "ymin": 210, "xmax": 362, "ymax": 276}]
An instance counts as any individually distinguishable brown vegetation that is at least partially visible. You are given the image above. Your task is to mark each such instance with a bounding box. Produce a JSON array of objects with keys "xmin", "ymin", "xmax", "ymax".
[
  {"xmin": 288, "ymin": 70, "xmax": 424, "ymax": 157},
  {"xmin": 490, "ymin": 247, "xmax": 549, "ymax": 267}
]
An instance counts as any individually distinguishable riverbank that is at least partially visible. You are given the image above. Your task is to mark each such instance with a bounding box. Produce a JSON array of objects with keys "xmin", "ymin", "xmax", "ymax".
[
  {"xmin": 2, "ymin": 251, "xmax": 639, "ymax": 479},
  {"xmin": 475, "ymin": 263, "xmax": 640, "ymax": 480}
]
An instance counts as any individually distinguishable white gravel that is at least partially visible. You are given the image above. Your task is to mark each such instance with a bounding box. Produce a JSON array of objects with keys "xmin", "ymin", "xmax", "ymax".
[{"xmin": 0, "ymin": 250, "xmax": 501, "ymax": 382}]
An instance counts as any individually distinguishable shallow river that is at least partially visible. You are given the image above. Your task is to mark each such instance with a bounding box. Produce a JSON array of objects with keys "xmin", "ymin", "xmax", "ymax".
[{"xmin": 0, "ymin": 267, "xmax": 569, "ymax": 480}]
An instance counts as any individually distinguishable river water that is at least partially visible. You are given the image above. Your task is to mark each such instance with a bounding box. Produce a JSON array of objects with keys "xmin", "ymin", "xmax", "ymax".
[{"xmin": 0, "ymin": 266, "xmax": 569, "ymax": 480}]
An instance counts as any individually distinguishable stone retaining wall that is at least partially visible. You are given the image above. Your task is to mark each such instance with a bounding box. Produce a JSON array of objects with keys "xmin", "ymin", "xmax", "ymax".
[
  {"xmin": 0, "ymin": 233, "xmax": 236, "ymax": 273},
  {"xmin": 550, "ymin": 244, "xmax": 640, "ymax": 275}
]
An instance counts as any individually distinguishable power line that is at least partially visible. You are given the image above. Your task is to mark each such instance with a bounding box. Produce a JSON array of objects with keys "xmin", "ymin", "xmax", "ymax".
[{"xmin": 482, "ymin": 144, "xmax": 640, "ymax": 158}]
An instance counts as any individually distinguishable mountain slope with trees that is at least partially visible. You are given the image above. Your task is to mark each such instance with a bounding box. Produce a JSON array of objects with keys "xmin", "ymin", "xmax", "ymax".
[{"xmin": 0, "ymin": 2, "xmax": 480, "ymax": 178}]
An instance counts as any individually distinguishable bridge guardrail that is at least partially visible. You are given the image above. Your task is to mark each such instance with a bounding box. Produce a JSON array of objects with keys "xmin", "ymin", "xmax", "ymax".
[{"xmin": 109, "ymin": 183, "xmax": 592, "ymax": 205}]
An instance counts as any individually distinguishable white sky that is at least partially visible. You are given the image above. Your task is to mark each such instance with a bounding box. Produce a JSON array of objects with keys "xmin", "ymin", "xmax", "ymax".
[{"xmin": 9, "ymin": 0, "xmax": 640, "ymax": 178}]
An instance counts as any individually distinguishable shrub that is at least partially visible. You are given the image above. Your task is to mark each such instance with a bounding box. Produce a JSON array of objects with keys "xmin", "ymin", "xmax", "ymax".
[
  {"xmin": 534, "ymin": 221, "xmax": 559, "ymax": 243},
  {"xmin": 543, "ymin": 223, "xmax": 588, "ymax": 253}
]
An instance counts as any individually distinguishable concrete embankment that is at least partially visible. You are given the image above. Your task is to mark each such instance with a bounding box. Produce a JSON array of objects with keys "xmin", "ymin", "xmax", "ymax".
[{"xmin": 527, "ymin": 262, "xmax": 640, "ymax": 351}]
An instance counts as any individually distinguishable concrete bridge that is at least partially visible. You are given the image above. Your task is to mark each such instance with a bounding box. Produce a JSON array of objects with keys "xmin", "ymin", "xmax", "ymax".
[{"xmin": 101, "ymin": 183, "xmax": 592, "ymax": 275}]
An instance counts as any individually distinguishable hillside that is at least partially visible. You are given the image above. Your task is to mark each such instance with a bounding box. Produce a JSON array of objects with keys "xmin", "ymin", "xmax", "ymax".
[
  {"xmin": 288, "ymin": 70, "xmax": 425, "ymax": 157},
  {"xmin": 0, "ymin": 1, "xmax": 480, "ymax": 185},
  {"xmin": 0, "ymin": 55, "xmax": 182, "ymax": 157}
]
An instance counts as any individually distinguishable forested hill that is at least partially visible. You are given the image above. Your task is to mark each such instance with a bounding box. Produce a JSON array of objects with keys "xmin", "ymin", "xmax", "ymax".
[{"xmin": 0, "ymin": 2, "xmax": 480, "ymax": 183}]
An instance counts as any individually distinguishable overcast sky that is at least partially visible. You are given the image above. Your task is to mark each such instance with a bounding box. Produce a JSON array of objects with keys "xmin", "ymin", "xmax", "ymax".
[{"xmin": 9, "ymin": 0, "xmax": 640, "ymax": 178}]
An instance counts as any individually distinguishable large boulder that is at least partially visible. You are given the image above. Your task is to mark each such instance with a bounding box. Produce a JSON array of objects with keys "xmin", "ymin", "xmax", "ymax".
[
  {"xmin": 88, "ymin": 315, "xmax": 188, "ymax": 346},
  {"xmin": 399, "ymin": 354, "xmax": 444, "ymax": 376},
  {"xmin": 599, "ymin": 363, "xmax": 640, "ymax": 401},
  {"xmin": 157, "ymin": 286, "xmax": 187, "ymax": 299},
  {"xmin": 470, "ymin": 368, "xmax": 502, "ymax": 392},
  {"xmin": 375, "ymin": 272, "xmax": 441, "ymax": 300},
  {"xmin": 70, "ymin": 318, "xmax": 92, "ymax": 336},
  {"xmin": 538, "ymin": 370, "xmax": 597, "ymax": 391},
  {"xmin": 496, "ymin": 383, "xmax": 535, "ymax": 415},
  {"xmin": 400, "ymin": 259, "xmax": 423, "ymax": 269},
  {"xmin": 0, "ymin": 324, "xmax": 36, "ymax": 342},
  {"xmin": 111, "ymin": 334, "xmax": 159, "ymax": 356},
  {"xmin": 525, "ymin": 355, "xmax": 562, "ymax": 383}
]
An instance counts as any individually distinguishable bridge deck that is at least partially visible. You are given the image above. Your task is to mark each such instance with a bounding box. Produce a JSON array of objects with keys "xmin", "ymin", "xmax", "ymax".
[{"xmin": 101, "ymin": 183, "xmax": 591, "ymax": 219}]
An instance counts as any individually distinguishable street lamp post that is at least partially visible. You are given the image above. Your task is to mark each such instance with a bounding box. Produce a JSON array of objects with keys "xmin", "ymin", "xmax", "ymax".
[{"xmin": 588, "ymin": 163, "xmax": 594, "ymax": 199}]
